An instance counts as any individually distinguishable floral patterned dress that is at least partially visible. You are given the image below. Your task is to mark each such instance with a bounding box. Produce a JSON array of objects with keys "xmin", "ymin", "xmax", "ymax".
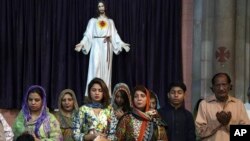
[
  {"xmin": 116, "ymin": 110, "xmax": 168, "ymax": 141},
  {"xmin": 72, "ymin": 105, "xmax": 111, "ymax": 141}
]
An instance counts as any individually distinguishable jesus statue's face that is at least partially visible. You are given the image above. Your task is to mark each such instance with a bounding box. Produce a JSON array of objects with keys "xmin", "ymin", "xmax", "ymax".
[{"xmin": 98, "ymin": 2, "xmax": 105, "ymax": 15}]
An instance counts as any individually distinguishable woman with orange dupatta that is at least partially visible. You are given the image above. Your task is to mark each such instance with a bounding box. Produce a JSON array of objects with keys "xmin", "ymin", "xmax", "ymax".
[{"xmin": 116, "ymin": 85, "xmax": 168, "ymax": 141}]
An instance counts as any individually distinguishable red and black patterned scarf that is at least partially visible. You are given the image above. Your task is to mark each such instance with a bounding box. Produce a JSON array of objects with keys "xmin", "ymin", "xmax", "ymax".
[{"xmin": 132, "ymin": 88, "xmax": 152, "ymax": 141}]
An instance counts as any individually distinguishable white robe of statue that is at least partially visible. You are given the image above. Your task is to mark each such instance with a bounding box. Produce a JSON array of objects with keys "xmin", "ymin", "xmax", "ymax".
[{"xmin": 78, "ymin": 17, "xmax": 130, "ymax": 97}]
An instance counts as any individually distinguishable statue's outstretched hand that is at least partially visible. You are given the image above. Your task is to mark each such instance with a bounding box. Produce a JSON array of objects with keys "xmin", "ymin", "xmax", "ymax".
[
  {"xmin": 75, "ymin": 43, "xmax": 83, "ymax": 52},
  {"xmin": 122, "ymin": 43, "xmax": 130, "ymax": 52}
]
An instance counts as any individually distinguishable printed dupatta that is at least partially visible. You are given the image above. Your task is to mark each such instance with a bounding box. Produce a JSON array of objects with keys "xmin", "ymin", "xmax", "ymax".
[
  {"xmin": 132, "ymin": 87, "xmax": 152, "ymax": 141},
  {"xmin": 132, "ymin": 108, "xmax": 155, "ymax": 141}
]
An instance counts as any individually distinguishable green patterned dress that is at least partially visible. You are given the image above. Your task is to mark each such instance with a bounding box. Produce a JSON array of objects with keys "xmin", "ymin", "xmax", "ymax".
[{"xmin": 12, "ymin": 111, "xmax": 62, "ymax": 141}]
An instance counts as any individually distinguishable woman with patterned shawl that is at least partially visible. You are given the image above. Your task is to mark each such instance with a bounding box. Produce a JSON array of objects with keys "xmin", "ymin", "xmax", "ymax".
[
  {"xmin": 12, "ymin": 85, "xmax": 62, "ymax": 141},
  {"xmin": 72, "ymin": 77, "xmax": 111, "ymax": 141},
  {"xmin": 116, "ymin": 85, "xmax": 168, "ymax": 141},
  {"xmin": 107, "ymin": 83, "xmax": 132, "ymax": 140},
  {"xmin": 54, "ymin": 89, "xmax": 79, "ymax": 141}
]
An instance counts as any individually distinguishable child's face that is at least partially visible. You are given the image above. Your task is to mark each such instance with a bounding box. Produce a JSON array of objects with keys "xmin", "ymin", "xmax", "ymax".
[
  {"xmin": 168, "ymin": 86, "xmax": 185, "ymax": 107},
  {"xmin": 150, "ymin": 98, "xmax": 157, "ymax": 110},
  {"xmin": 115, "ymin": 92, "xmax": 125, "ymax": 107}
]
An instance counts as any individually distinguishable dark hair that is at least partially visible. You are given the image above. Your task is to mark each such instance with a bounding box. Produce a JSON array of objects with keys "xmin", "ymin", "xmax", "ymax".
[
  {"xmin": 168, "ymin": 82, "xmax": 187, "ymax": 92},
  {"xmin": 212, "ymin": 72, "xmax": 231, "ymax": 85},
  {"xmin": 87, "ymin": 77, "xmax": 110, "ymax": 108},
  {"xmin": 16, "ymin": 133, "xmax": 35, "ymax": 141},
  {"xmin": 116, "ymin": 90, "xmax": 131, "ymax": 112},
  {"xmin": 132, "ymin": 85, "xmax": 147, "ymax": 99}
]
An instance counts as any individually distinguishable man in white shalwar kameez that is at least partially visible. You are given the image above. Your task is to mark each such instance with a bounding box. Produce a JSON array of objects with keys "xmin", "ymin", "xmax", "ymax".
[{"xmin": 75, "ymin": 0, "xmax": 130, "ymax": 97}]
